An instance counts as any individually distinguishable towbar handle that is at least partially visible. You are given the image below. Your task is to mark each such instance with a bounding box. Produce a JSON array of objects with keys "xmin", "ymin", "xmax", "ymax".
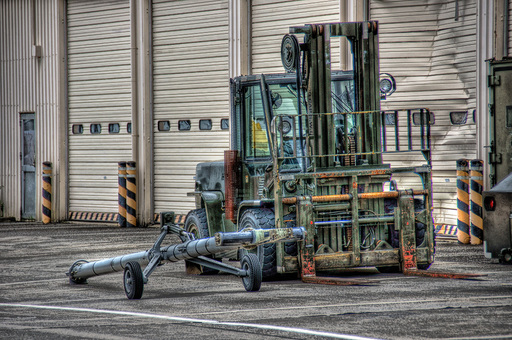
[
  {"xmin": 215, "ymin": 231, "xmax": 254, "ymax": 245},
  {"xmin": 215, "ymin": 227, "xmax": 305, "ymax": 247}
]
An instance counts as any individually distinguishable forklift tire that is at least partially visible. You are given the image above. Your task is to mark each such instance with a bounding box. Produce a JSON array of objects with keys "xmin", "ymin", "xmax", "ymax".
[
  {"xmin": 241, "ymin": 253, "xmax": 262, "ymax": 292},
  {"xmin": 415, "ymin": 219, "xmax": 435, "ymax": 270},
  {"xmin": 412, "ymin": 199, "xmax": 436, "ymax": 270},
  {"xmin": 124, "ymin": 261, "xmax": 144, "ymax": 300},
  {"xmin": 381, "ymin": 198, "xmax": 435, "ymax": 271},
  {"xmin": 239, "ymin": 208, "xmax": 278, "ymax": 280},
  {"xmin": 184, "ymin": 209, "xmax": 219, "ymax": 275},
  {"xmin": 283, "ymin": 213, "xmax": 298, "ymax": 256}
]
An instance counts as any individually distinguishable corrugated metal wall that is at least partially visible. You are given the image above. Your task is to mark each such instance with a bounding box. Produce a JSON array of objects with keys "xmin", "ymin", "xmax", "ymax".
[
  {"xmin": 152, "ymin": 0, "xmax": 231, "ymax": 214},
  {"xmin": 509, "ymin": 0, "xmax": 512, "ymax": 56},
  {"xmin": 371, "ymin": 0, "xmax": 477, "ymax": 224},
  {"xmin": 251, "ymin": 0, "xmax": 341, "ymax": 74},
  {"xmin": 0, "ymin": 0, "xmax": 63, "ymax": 220},
  {"xmin": 67, "ymin": 0, "xmax": 133, "ymax": 213},
  {"xmin": 0, "ymin": 0, "xmax": 483, "ymax": 225}
]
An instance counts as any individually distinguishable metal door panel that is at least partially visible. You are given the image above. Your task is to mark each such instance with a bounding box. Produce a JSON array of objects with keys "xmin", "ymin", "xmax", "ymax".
[
  {"xmin": 67, "ymin": 0, "xmax": 132, "ymax": 213},
  {"xmin": 21, "ymin": 113, "xmax": 36, "ymax": 219},
  {"xmin": 494, "ymin": 68, "xmax": 512, "ymax": 183},
  {"xmin": 489, "ymin": 62, "xmax": 512, "ymax": 186}
]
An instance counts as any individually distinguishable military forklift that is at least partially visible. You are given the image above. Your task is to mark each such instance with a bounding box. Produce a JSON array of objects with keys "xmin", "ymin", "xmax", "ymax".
[{"xmin": 186, "ymin": 21, "xmax": 436, "ymax": 282}]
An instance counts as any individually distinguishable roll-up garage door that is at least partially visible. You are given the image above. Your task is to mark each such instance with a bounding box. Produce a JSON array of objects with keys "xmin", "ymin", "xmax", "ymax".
[
  {"xmin": 152, "ymin": 0, "xmax": 230, "ymax": 214},
  {"xmin": 370, "ymin": 0, "xmax": 477, "ymax": 225},
  {"xmin": 251, "ymin": 0, "xmax": 341, "ymax": 74},
  {"xmin": 67, "ymin": 0, "xmax": 133, "ymax": 213}
]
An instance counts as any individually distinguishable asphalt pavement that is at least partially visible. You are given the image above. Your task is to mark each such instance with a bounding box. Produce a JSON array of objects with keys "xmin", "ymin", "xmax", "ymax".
[{"xmin": 1, "ymin": 221, "xmax": 511, "ymax": 340}]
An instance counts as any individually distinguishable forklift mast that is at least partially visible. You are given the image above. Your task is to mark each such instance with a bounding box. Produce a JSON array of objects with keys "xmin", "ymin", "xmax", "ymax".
[{"xmin": 291, "ymin": 22, "xmax": 381, "ymax": 168}]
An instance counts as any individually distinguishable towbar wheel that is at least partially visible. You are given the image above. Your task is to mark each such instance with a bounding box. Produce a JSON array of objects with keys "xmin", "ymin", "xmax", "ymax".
[
  {"xmin": 124, "ymin": 261, "xmax": 144, "ymax": 300},
  {"xmin": 241, "ymin": 254, "xmax": 262, "ymax": 292}
]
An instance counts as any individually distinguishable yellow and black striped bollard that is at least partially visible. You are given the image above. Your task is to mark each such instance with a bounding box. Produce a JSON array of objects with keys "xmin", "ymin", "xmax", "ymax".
[
  {"xmin": 470, "ymin": 159, "xmax": 484, "ymax": 245},
  {"xmin": 118, "ymin": 161, "xmax": 127, "ymax": 227},
  {"xmin": 456, "ymin": 159, "xmax": 470, "ymax": 244},
  {"xmin": 126, "ymin": 161, "xmax": 137, "ymax": 228},
  {"xmin": 42, "ymin": 162, "xmax": 52, "ymax": 224}
]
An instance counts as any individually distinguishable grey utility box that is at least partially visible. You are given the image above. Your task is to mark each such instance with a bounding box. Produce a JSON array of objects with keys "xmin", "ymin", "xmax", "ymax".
[{"xmin": 483, "ymin": 172, "xmax": 512, "ymax": 263}]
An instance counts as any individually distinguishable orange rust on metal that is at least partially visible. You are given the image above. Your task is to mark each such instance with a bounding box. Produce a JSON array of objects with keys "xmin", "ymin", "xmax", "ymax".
[
  {"xmin": 318, "ymin": 172, "xmax": 338, "ymax": 178},
  {"xmin": 404, "ymin": 269, "xmax": 486, "ymax": 280},
  {"xmin": 282, "ymin": 190, "xmax": 429, "ymax": 205},
  {"xmin": 301, "ymin": 253, "xmax": 316, "ymax": 277},
  {"xmin": 224, "ymin": 150, "xmax": 239, "ymax": 222},
  {"xmin": 358, "ymin": 192, "xmax": 397, "ymax": 200},
  {"xmin": 311, "ymin": 194, "xmax": 352, "ymax": 203},
  {"xmin": 402, "ymin": 250, "xmax": 416, "ymax": 270},
  {"xmin": 302, "ymin": 276, "xmax": 374, "ymax": 286},
  {"xmin": 282, "ymin": 197, "xmax": 297, "ymax": 204},
  {"xmin": 370, "ymin": 169, "xmax": 388, "ymax": 175}
]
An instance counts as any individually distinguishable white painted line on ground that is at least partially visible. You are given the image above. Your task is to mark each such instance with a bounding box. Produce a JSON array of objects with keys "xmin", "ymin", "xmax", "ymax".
[{"xmin": 0, "ymin": 303, "xmax": 380, "ymax": 340}]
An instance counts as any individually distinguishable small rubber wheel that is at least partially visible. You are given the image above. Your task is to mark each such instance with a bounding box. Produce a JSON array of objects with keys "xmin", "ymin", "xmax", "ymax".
[
  {"xmin": 241, "ymin": 253, "xmax": 262, "ymax": 292},
  {"xmin": 499, "ymin": 249, "xmax": 512, "ymax": 264},
  {"xmin": 124, "ymin": 261, "xmax": 144, "ymax": 300}
]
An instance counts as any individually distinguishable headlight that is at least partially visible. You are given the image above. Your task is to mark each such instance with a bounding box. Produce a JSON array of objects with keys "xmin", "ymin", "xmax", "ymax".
[
  {"xmin": 380, "ymin": 73, "xmax": 396, "ymax": 99},
  {"xmin": 380, "ymin": 79, "xmax": 393, "ymax": 93}
]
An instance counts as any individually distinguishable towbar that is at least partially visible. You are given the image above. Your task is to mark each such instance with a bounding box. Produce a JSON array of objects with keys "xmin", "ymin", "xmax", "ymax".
[{"xmin": 67, "ymin": 224, "xmax": 305, "ymax": 300}]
